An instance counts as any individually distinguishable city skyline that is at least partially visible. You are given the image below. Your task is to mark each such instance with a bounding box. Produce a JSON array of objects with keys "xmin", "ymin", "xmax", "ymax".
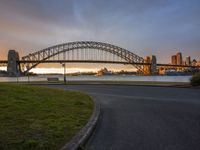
[{"xmin": 0, "ymin": 0, "xmax": 200, "ymax": 67}]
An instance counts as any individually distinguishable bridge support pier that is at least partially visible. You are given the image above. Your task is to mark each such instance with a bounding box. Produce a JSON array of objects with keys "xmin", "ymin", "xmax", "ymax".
[
  {"xmin": 144, "ymin": 55, "xmax": 157, "ymax": 75},
  {"xmin": 7, "ymin": 50, "xmax": 21, "ymax": 76}
]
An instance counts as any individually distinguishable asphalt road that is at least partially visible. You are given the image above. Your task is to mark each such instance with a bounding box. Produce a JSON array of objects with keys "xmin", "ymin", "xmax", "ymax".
[{"xmin": 45, "ymin": 85, "xmax": 200, "ymax": 150}]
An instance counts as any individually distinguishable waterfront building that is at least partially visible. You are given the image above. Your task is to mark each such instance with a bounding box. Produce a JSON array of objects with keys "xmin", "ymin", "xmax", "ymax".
[
  {"xmin": 176, "ymin": 52, "xmax": 183, "ymax": 65},
  {"xmin": 197, "ymin": 61, "xmax": 200, "ymax": 66},
  {"xmin": 96, "ymin": 67, "xmax": 112, "ymax": 76},
  {"xmin": 150, "ymin": 55, "xmax": 157, "ymax": 74},
  {"xmin": 144, "ymin": 56, "xmax": 151, "ymax": 75},
  {"xmin": 171, "ymin": 55, "xmax": 177, "ymax": 65},
  {"xmin": 185, "ymin": 56, "xmax": 191, "ymax": 65},
  {"xmin": 144, "ymin": 55, "xmax": 157, "ymax": 75},
  {"xmin": 182, "ymin": 60, "xmax": 187, "ymax": 65},
  {"xmin": 192, "ymin": 59, "xmax": 197, "ymax": 66}
]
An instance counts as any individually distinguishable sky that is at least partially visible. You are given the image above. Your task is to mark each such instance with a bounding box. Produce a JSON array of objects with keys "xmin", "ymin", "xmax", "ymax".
[{"xmin": 0, "ymin": 0, "xmax": 200, "ymax": 71}]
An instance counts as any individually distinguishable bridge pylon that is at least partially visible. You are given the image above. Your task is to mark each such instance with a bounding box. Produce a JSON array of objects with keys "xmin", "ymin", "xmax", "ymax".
[
  {"xmin": 7, "ymin": 50, "xmax": 21, "ymax": 76},
  {"xmin": 143, "ymin": 55, "xmax": 157, "ymax": 75}
]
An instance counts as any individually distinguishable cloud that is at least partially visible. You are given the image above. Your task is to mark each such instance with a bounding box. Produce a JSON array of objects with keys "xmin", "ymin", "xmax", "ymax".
[{"xmin": 0, "ymin": 0, "xmax": 199, "ymax": 63}]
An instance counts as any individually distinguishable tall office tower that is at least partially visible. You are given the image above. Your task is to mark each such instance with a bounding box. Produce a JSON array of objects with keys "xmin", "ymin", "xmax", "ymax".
[
  {"xmin": 176, "ymin": 52, "xmax": 182, "ymax": 65},
  {"xmin": 197, "ymin": 60, "xmax": 200, "ymax": 66},
  {"xmin": 171, "ymin": 55, "xmax": 177, "ymax": 65},
  {"xmin": 144, "ymin": 56, "xmax": 151, "ymax": 75},
  {"xmin": 185, "ymin": 56, "xmax": 191, "ymax": 65},
  {"xmin": 150, "ymin": 55, "xmax": 157, "ymax": 74}
]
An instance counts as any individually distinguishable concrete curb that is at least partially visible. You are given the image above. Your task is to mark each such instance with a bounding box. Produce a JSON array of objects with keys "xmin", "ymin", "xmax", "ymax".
[
  {"xmin": 60, "ymin": 96, "xmax": 100, "ymax": 150},
  {"xmin": 29, "ymin": 82, "xmax": 200, "ymax": 90},
  {"xmin": 31, "ymin": 83, "xmax": 200, "ymax": 89}
]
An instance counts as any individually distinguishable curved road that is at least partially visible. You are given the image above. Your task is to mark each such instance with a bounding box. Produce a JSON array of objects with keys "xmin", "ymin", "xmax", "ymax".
[{"xmin": 46, "ymin": 85, "xmax": 200, "ymax": 150}]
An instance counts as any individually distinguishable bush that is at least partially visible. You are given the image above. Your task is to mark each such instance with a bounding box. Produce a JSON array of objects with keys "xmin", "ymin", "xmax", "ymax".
[{"xmin": 190, "ymin": 74, "xmax": 200, "ymax": 86}]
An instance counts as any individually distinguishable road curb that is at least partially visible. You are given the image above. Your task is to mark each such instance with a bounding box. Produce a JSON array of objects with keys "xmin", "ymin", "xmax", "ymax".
[{"xmin": 60, "ymin": 96, "xmax": 100, "ymax": 150}]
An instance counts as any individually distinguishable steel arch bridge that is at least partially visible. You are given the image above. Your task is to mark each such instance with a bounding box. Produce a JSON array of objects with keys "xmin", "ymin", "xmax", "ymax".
[{"xmin": 21, "ymin": 41, "xmax": 144, "ymax": 73}]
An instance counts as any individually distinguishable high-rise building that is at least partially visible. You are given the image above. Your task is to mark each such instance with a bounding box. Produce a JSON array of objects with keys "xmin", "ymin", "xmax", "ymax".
[
  {"xmin": 176, "ymin": 52, "xmax": 182, "ymax": 65},
  {"xmin": 144, "ymin": 56, "xmax": 151, "ymax": 75},
  {"xmin": 197, "ymin": 60, "xmax": 200, "ymax": 66},
  {"xmin": 185, "ymin": 56, "xmax": 191, "ymax": 65},
  {"xmin": 171, "ymin": 55, "xmax": 177, "ymax": 65},
  {"xmin": 144, "ymin": 55, "xmax": 157, "ymax": 75},
  {"xmin": 150, "ymin": 55, "xmax": 157, "ymax": 74},
  {"xmin": 182, "ymin": 61, "xmax": 186, "ymax": 65}
]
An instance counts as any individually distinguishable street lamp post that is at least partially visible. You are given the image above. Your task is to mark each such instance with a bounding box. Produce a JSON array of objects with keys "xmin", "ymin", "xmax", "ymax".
[
  {"xmin": 28, "ymin": 73, "xmax": 30, "ymax": 83},
  {"xmin": 62, "ymin": 63, "xmax": 66, "ymax": 84},
  {"xmin": 16, "ymin": 73, "xmax": 19, "ymax": 83}
]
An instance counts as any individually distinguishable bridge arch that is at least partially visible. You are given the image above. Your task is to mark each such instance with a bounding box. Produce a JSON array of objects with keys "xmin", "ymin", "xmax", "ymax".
[{"xmin": 21, "ymin": 41, "xmax": 144, "ymax": 73}]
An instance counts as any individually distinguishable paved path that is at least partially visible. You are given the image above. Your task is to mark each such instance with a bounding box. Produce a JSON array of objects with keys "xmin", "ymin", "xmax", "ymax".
[{"xmin": 45, "ymin": 85, "xmax": 200, "ymax": 150}]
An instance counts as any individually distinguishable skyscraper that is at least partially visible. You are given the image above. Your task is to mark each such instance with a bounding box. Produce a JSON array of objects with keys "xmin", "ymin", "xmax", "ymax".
[
  {"xmin": 150, "ymin": 55, "xmax": 157, "ymax": 74},
  {"xmin": 176, "ymin": 52, "xmax": 182, "ymax": 65},
  {"xmin": 144, "ymin": 56, "xmax": 151, "ymax": 75},
  {"xmin": 144, "ymin": 55, "xmax": 157, "ymax": 75},
  {"xmin": 171, "ymin": 55, "xmax": 177, "ymax": 65},
  {"xmin": 185, "ymin": 56, "xmax": 191, "ymax": 65},
  {"xmin": 197, "ymin": 60, "xmax": 200, "ymax": 66}
]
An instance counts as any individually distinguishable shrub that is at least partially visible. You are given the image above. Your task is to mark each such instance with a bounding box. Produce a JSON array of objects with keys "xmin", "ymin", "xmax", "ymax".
[{"xmin": 190, "ymin": 74, "xmax": 200, "ymax": 86}]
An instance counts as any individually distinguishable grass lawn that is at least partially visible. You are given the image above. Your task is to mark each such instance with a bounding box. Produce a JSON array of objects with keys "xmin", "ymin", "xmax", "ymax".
[{"xmin": 0, "ymin": 83, "xmax": 93, "ymax": 150}]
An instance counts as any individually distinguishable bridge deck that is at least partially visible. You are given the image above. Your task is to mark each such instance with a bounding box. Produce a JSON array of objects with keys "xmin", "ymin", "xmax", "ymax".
[
  {"xmin": 0, "ymin": 60, "xmax": 8, "ymax": 63},
  {"xmin": 0, "ymin": 60, "xmax": 199, "ymax": 68}
]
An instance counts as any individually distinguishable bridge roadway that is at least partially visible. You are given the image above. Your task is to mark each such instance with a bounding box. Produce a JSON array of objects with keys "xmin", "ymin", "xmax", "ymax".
[
  {"xmin": 44, "ymin": 84, "xmax": 200, "ymax": 150},
  {"xmin": 1, "ymin": 60, "xmax": 199, "ymax": 68}
]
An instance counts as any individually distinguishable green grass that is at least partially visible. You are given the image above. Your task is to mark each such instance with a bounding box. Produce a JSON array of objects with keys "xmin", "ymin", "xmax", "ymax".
[
  {"xmin": 0, "ymin": 83, "xmax": 93, "ymax": 150},
  {"xmin": 190, "ymin": 73, "xmax": 200, "ymax": 86}
]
